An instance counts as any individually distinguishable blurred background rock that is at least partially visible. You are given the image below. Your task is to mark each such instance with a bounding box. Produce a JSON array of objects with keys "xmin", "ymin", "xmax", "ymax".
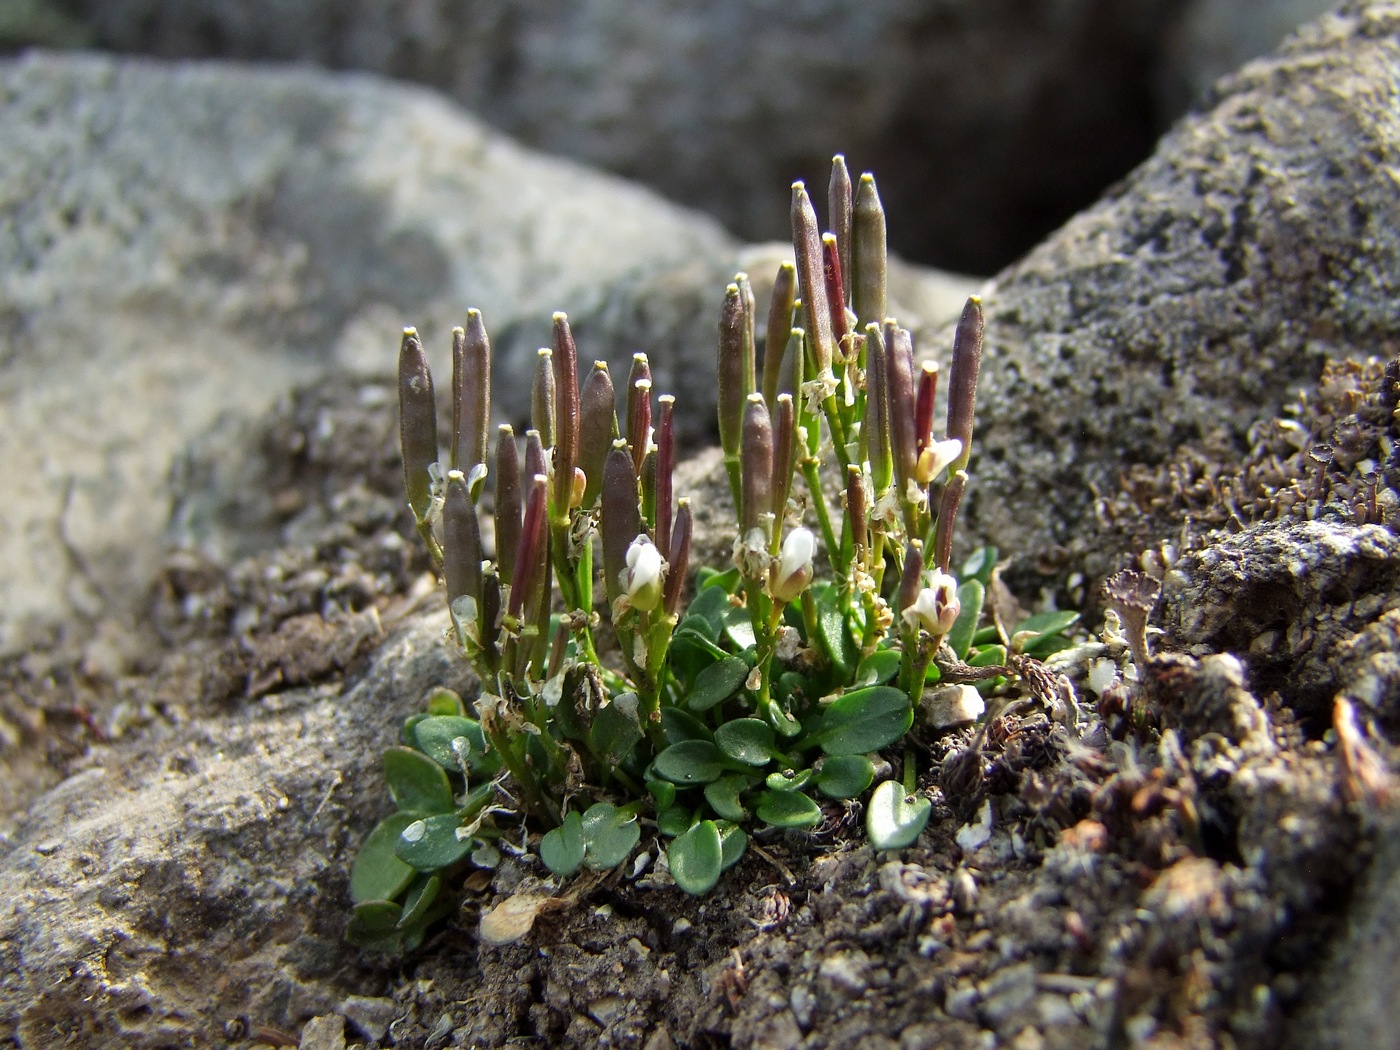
[{"xmin": 0, "ymin": 0, "xmax": 1336, "ymax": 275}]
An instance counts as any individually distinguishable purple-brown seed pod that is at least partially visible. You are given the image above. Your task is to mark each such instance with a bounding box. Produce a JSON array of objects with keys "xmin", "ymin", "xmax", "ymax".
[
  {"xmin": 656, "ymin": 395, "xmax": 675, "ymax": 556},
  {"xmin": 946, "ymin": 296, "xmax": 983, "ymax": 473},
  {"xmin": 577, "ymin": 361, "xmax": 618, "ymax": 510},
  {"xmin": 551, "ymin": 312, "xmax": 580, "ymax": 515},
  {"xmin": 885, "ymin": 322, "xmax": 918, "ymax": 495},
  {"xmin": 443, "ymin": 469, "xmax": 483, "ymax": 611},
  {"xmin": 452, "ymin": 310, "xmax": 492, "ymax": 475},
  {"xmin": 763, "ymin": 262, "xmax": 797, "ymax": 410},
  {"xmin": 600, "ymin": 443, "xmax": 642, "ymax": 605},
  {"xmin": 397, "ymin": 327, "xmax": 438, "ymax": 523},
  {"xmin": 532, "ymin": 347, "xmax": 556, "ymax": 449},
  {"xmin": 494, "ymin": 424, "xmax": 521, "ymax": 586},
  {"xmin": 664, "ymin": 499, "xmax": 693, "ymax": 617},
  {"xmin": 791, "ymin": 182, "xmax": 833, "ymax": 375},
  {"xmin": 829, "ymin": 155, "xmax": 853, "ymax": 310},
  {"xmin": 852, "ymin": 174, "xmax": 887, "ymax": 330},
  {"xmin": 741, "ymin": 393, "xmax": 775, "ymax": 535}
]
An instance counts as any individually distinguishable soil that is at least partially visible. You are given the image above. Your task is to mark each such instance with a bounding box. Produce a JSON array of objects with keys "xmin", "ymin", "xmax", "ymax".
[{"xmin": 2, "ymin": 358, "xmax": 1397, "ymax": 1050}]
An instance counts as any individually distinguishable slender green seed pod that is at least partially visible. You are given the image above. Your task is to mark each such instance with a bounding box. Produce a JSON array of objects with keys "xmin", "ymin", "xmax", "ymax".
[
  {"xmin": 741, "ymin": 393, "xmax": 774, "ymax": 535},
  {"xmin": 946, "ymin": 296, "xmax": 984, "ymax": 474},
  {"xmin": 885, "ymin": 322, "xmax": 918, "ymax": 495},
  {"xmin": 577, "ymin": 361, "xmax": 618, "ymax": 509},
  {"xmin": 600, "ymin": 443, "xmax": 642, "ymax": 605},
  {"xmin": 656, "ymin": 395, "xmax": 675, "ymax": 556},
  {"xmin": 397, "ymin": 327, "xmax": 438, "ymax": 523},
  {"xmin": 791, "ymin": 182, "xmax": 834, "ymax": 376},
  {"xmin": 443, "ymin": 469, "xmax": 483, "ymax": 612},
  {"xmin": 530, "ymin": 348, "xmax": 554, "ymax": 450},
  {"xmin": 852, "ymin": 174, "xmax": 887, "ymax": 331},
  {"xmin": 829, "ymin": 155, "xmax": 853, "ymax": 310},
  {"xmin": 551, "ymin": 313, "xmax": 580, "ymax": 515},
  {"xmin": 663, "ymin": 499, "xmax": 693, "ymax": 617},
  {"xmin": 771, "ymin": 393, "xmax": 796, "ymax": 534},
  {"xmin": 493, "ymin": 425, "xmax": 522, "ymax": 587},
  {"xmin": 865, "ymin": 322, "xmax": 892, "ymax": 495},
  {"xmin": 762, "ymin": 262, "xmax": 797, "ymax": 410},
  {"xmin": 452, "ymin": 310, "xmax": 492, "ymax": 475},
  {"xmin": 718, "ymin": 283, "xmax": 747, "ymax": 460},
  {"xmin": 738, "ymin": 272, "xmax": 757, "ymax": 400}
]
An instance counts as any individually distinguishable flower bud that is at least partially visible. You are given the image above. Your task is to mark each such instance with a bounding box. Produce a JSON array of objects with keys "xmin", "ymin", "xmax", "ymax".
[
  {"xmin": 914, "ymin": 437, "xmax": 963, "ymax": 485},
  {"xmin": 620, "ymin": 535, "xmax": 665, "ymax": 612},
  {"xmin": 901, "ymin": 570, "xmax": 961, "ymax": 638},
  {"xmin": 768, "ymin": 527, "xmax": 816, "ymax": 603}
]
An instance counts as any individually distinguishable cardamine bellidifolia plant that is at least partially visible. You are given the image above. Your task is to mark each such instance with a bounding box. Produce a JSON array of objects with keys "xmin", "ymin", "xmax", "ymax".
[{"xmin": 348, "ymin": 157, "xmax": 1079, "ymax": 950}]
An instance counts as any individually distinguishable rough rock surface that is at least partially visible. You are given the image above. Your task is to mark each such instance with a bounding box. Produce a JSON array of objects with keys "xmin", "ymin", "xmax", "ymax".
[
  {"xmin": 955, "ymin": 3, "xmax": 1400, "ymax": 591},
  {"xmin": 0, "ymin": 50, "xmax": 974, "ymax": 658},
  {"xmin": 11, "ymin": 0, "xmax": 1186, "ymax": 273}
]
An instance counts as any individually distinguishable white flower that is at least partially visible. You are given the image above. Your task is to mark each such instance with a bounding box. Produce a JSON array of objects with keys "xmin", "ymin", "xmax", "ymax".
[
  {"xmin": 914, "ymin": 437, "xmax": 963, "ymax": 484},
  {"xmin": 619, "ymin": 535, "xmax": 665, "ymax": 612},
  {"xmin": 901, "ymin": 570, "xmax": 961, "ymax": 637},
  {"xmin": 768, "ymin": 527, "xmax": 816, "ymax": 603}
]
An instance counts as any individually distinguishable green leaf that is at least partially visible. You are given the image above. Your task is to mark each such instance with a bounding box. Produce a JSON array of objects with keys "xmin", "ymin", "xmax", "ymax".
[
  {"xmin": 756, "ymin": 789, "xmax": 822, "ymax": 829},
  {"xmin": 383, "ymin": 746, "xmax": 456, "ymax": 815},
  {"xmin": 397, "ymin": 874, "xmax": 443, "ymax": 929},
  {"xmin": 715, "ymin": 718, "xmax": 776, "ymax": 767},
  {"xmin": 765, "ymin": 767, "xmax": 813, "ymax": 792},
  {"xmin": 660, "ymin": 707, "xmax": 714, "ymax": 745},
  {"xmin": 687, "ymin": 581, "xmax": 732, "ymax": 633},
  {"xmin": 960, "ymin": 546, "xmax": 998, "ymax": 585},
  {"xmin": 723, "ymin": 605, "xmax": 757, "ymax": 650},
  {"xmin": 350, "ymin": 813, "xmax": 419, "ymax": 904},
  {"xmin": 969, "ymin": 644, "xmax": 1007, "ymax": 667},
  {"xmin": 657, "ymin": 804, "xmax": 693, "ymax": 837},
  {"xmin": 668, "ymin": 820, "xmax": 723, "ymax": 895},
  {"xmin": 854, "ymin": 648, "xmax": 901, "ymax": 687},
  {"xmin": 696, "ymin": 566, "xmax": 741, "ymax": 596},
  {"xmin": 580, "ymin": 803, "xmax": 641, "ymax": 870},
  {"xmin": 815, "ymin": 597, "xmax": 857, "ymax": 678},
  {"xmin": 647, "ymin": 778, "xmax": 677, "ymax": 813},
  {"xmin": 541, "ymin": 811, "xmax": 586, "ymax": 876},
  {"xmin": 866, "ymin": 780, "xmax": 932, "ymax": 849},
  {"xmin": 686, "ymin": 656, "xmax": 751, "ymax": 712},
  {"xmin": 425, "ymin": 688, "xmax": 467, "ymax": 717},
  {"xmin": 395, "ymin": 813, "xmax": 475, "ymax": 871},
  {"xmin": 946, "ymin": 579, "xmax": 985, "ymax": 660},
  {"xmin": 818, "ymin": 686, "xmax": 913, "ymax": 756},
  {"xmin": 970, "ymin": 625, "xmax": 1001, "ymax": 647},
  {"xmin": 654, "ymin": 740, "xmax": 728, "ymax": 785},
  {"xmin": 704, "ymin": 775, "xmax": 752, "ymax": 822},
  {"xmin": 1014, "ymin": 609, "xmax": 1080, "ymax": 637},
  {"xmin": 413, "ymin": 716, "xmax": 491, "ymax": 773},
  {"xmin": 346, "ymin": 900, "xmax": 406, "ymax": 951},
  {"xmin": 400, "ymin": 712, "xmax": 429, "ymax": 746},
  {"xmin": 716, "ymin": 821, "xmax": 748, "ymax": 871},
  {"xmin": 817, "ymin": 754, "xmax": 875, "ymax": 799},
  {"xmin": 589, "ymin": 700, "xmax": 644, "ymax": 766}
]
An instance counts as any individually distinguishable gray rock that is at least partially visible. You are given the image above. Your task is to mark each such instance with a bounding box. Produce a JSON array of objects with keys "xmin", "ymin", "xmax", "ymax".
[
  {"xmin": 950, "ymin": 4, "xmax": 1400, "ymax": 591},
  {"xmin": 0, "ymin": 52, "xmax": 974, "ymax": 659}
]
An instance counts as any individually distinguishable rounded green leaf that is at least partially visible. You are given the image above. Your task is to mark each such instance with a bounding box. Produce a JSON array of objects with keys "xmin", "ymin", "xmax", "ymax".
[
  {"xmin": 395, "ymin": 813, "xmax": 475, "ymax": 871},
  {"xmin": 756, "ymin": 789, "xmax": 822, "ymax": 829},
  {"xmin": 413, "ymin": 716, "xmax": 490, "ymax": 773},
  {"xmin": 817, "ymin": 754, "xmax": 875, "ymax": 799},
  {"xmin": 581, "ymin": 802, "xmax": 642, "ymax": 870},
  {"xmin": 657, "ymin": 804, "xmax": 693, "ymax": 838},
  {"xmin": 541, "ymin": 811, "xmax": 586, "ymax": 876},
  {"xmin": 346, "ymin": 900, "xmax": 406, "ymax": 951},
  {"xmin": 704, "ymin": 775, "xmax": 752, "ymax": 822},
  {"xmin": 397, "ymin": 874, "xmax": 443, "ymax": 929},
  {"xmin": 853, "ymin": 648, "xmax": 901, "ymax": 688},
  {"xmin": 647, "ymin": 778, "xmax": 677, "ymax": 813},
  {"xmin": 715, "ymin": 718, "xmax": 776, "ymax": 767},
  {"xmin": 687, "ymin": 656, "xmax": 751, "ymax": 712},
  {"xmin": 765, "ymin": 767, "xmax": 813, "ymax": 792},
  {"xmin": 660, "ymin": 707, "xmax": 714, "ymax": 745},
  {"xmin": 946, "ymin": 579, "xmax": 985, "ymax": 660},
  {"xmin": 383, "ymin": 746, "xmax": 455, "ymax": 815},
  {"xmin": 590, "ymin": 702, "xmax": 644, "ymax": 766},
  {"xmin": 866, "ymin": 779, "xmax": 932, "ymax": 849},
  {"xmin": 426, "ymin": 688, "xmax": 467, "ymax": 717},
  {"xmin": 668, "ymin": 820, "xmax": 723, "ymax": 895},
  {"xmin": 819, "ymin": 686, "xmax": 913, "ymax": 756},
  {"xmin": 654, "ymin": 739, "xmax": 727, "ymax": 785},
  {"xmin": 350, "ymin": 813, "xmax": 418, "ymax": 903},
  {"xmin": 716, "ymin": 820, "xmax": 748, "ymax": 871}
]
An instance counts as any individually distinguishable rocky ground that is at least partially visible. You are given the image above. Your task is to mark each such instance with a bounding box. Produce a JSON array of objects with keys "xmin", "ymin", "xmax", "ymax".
[{"xmin": 3, "ymin": 4, "xmax": 1400, "ymax": 1049}]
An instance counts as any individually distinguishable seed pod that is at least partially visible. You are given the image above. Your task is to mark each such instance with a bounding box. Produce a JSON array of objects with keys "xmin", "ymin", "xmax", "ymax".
[
  {"xmin": 523, "ymin": 346, "xmax": 552, "ymax": 449},
  {"xmin": 577, "ymin": 361, "xmax": 618, "ymax": 509},
  {"xmin": 845, "ymin": 465, "xmax": 868, "ymax": 556},
  {"xmin": 885, "ymin": 322, "xmax": 918, "ymax": 495},
  {"xmin": 741, "ymin": 394, "xmax": 774, "ymax": 535},
  {"xmin": 823, "ymin": 234, "xmax": 850, "ymax": 364},
  {"xmin": 656, "ymin": 395, "xmax": 676, "ymax": 556},
  {"xmin": 946, "ymin": 296, "xmax": 983, "ymax": 473},
  {"xmin": 791, "ymin": 182, "xmax": 834, "ymax": 376},
  {"xmin": 718, "ymin": 283, "xmax": 748, "ymax": 462},
  {"xmin": 664, "ymin": 499, "xmax": 693, "ymax": 617},
  {"xmin": 865, "ymin": 322, "xmax": 892, "ymax": 496},
  {"xmin": 397, "ymin": 327, "xmax": 438, "ymax": 523},
  {"xmin": 627, "ymin": 353, "xmax": 652, "ymax": 476},
  {"xmin": 600, "ymin": 443, "xmax": 642, "ymax": 606},
  {"xmin": 738, "ymin": 272, "xmax": 757, "ymax": 398},
  {"xmin": 551, "ymin": 313, "xmax": 580, "ymax": 515},
  {"xmin": 771, "ymin": 393, "xmax": 796, "ymax": 532},
  {"xmin": 494, "ymin": 425, "xmax": 521, "ymax": 586},
  {"xmin": 509, "ymin": 473, "xmax": 549, "ymax": 621},
  {"xmin": 443, "ymin": 469, "xmax": 483, "ymax": 612},
  {"xmin": 915, "ymin": 361, "xmax": 939, "ymax": 456},
  {"xmin": 452, "ymin": 310, "xmax": 492, "ymax": 475},
  {"xmin": 829, "ymin": 155, "xmax": 853, "ymax": 310},
  {"xmin": 852, "ymin": 174, "xmax": 887, "ymax": 331},
  {"xmin": 895, "ymin": 541, "xmax": 924, "ymax": 625},
  {"xmin": 762, "ymin": 262, "xmax": 797, "ymax": 410},
  {"xmin": 934, "ymin": 470, "xmax": 967, "ymax": 574}
]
